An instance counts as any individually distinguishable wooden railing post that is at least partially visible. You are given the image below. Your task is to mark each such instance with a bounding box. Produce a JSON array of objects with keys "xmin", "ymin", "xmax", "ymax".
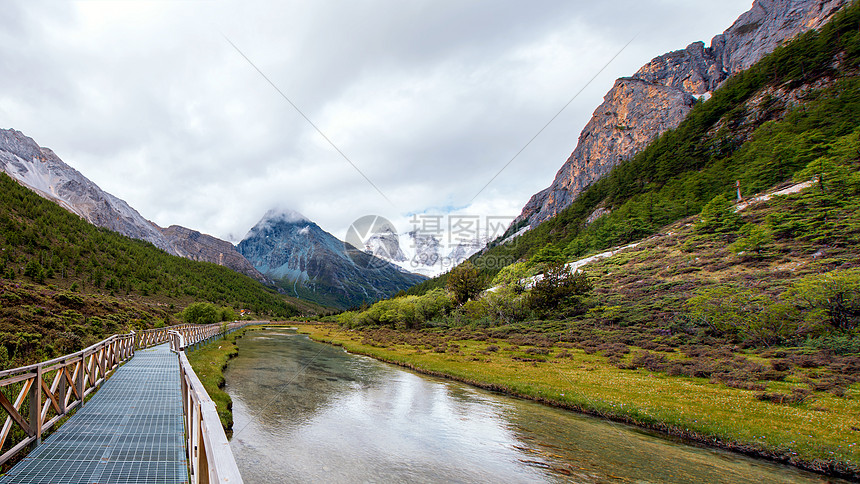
[
  {"xmin": 29, "ymin": 366, "xmax": 42, "ymax": 448},
  {"xmin": 110, "ymin": 339, "xmax": 117, "ymax": 370},
  {"xmin": 198, "ymin": 407, "xmax": 210, "ymax": 484},
  {"xmin": 97, "ymin": 346, "xmax": 105, "ymax": 381},
  {"xmin": 58, "ymin": 365, "xmax": 67, "ymax": 415},
  {"xmin": 76, "ymin": 355, "xmax": 85, "ymax": 408},
  {"xmin": 192, "ymin": 403, "xmax": 201, "ymax": 484}
]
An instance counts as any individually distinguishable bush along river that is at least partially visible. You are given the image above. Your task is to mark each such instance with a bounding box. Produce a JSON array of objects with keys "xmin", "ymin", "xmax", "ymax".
[{"xmin": 224, "ymin": 328, "xmax": 847, "ymax": 483}]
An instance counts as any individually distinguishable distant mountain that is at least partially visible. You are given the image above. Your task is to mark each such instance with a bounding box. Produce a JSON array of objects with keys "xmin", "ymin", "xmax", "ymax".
[
  {"xmin": 0, "ymin": 128, "xmax": 178, "ymax": 255},
  {"xmin": 365, "ymin": 227, "xmax": 407, "ymax": 263},
  {"xmin": 353, "ymin": 227, "xmax": 491, "ymax": 278},
  {"xmin": 237, "ymin": 209, "xmax": 426, "ymax": 309},
  {"xmin": 515, "ymin": 0, "xmax": 849, "ymax": 229},
  {"xmin": 402, "ymin": 230, "xmax": 442, "ymax": 276},
  {"xmin": 160, "ymin": 225, "xmax": 270, "ymax": 284},
  {"xmin": 0, "ymin": 169, "xmax": 304, "ymax": 336}
]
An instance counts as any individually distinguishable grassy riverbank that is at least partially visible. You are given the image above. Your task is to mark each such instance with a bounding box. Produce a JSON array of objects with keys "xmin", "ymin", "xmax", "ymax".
[
  {"xmin": 292, "ymin": 322, "xmax": 859, "ymax": 479},
  {"xmin": 186, "ymin": 328, "xmax": 247, "ymax": 436}
]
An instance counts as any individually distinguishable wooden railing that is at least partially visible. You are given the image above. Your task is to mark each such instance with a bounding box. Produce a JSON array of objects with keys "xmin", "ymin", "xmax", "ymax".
[
  {"xmin": 0, "ymin": 320, "xmax": 254, "ymax": 473},
  {"xmin": 0, "ymin": 332, "xmax": 135, "ymax": 465},
  {"xmin": 173, "ymin": 330, "xmax": 242, "ymax": 484},
  {"xmin": 135, "ymin": 324, "xmax": 202, "ymax": 349},
  {"xmin": 177, "ymin": 352, "xmax": 243, "ymax": 484},
  {"xmin": 166, "ymin": 321, "xmax": 249, "ymax": 352},
  {"xmin": 171, "ymin": 321, "xmax": 251, "ymax": 484}
]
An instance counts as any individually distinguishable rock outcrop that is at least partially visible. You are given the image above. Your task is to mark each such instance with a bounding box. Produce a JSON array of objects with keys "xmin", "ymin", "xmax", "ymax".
[
  {"xmin": 0, "ymin": 128, "xmax": 179, "ymax": 255},
  {"xmin": 516, "ymin": 0, "xmax": 848, "ymax": 228},
  {"xmin": 160, "ymin": 225, "xmax": 270, "ymax": 283}
]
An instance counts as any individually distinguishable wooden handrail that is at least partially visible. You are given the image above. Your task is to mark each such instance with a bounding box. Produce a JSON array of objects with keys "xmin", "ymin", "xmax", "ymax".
[
  {"xmin": 178, "ymin": 351, "xmax": 244, "ymax": 484},
  {"xmin": 0, "ymin": 331, "xmax": 135, "ymax": 465},
  {"xmin": 0, "ymin": 319, "xmax": 253, "ymax": 480},
  {"xmin": 173, "ymin": 321, "xmax": 251, "ymax": 483}
]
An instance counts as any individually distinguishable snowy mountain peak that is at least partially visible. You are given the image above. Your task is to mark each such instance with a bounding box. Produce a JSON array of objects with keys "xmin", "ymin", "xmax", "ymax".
[
  {"xmin": 263, "ymin": 207, "xmax": 309, "ymax": 224},
  {"xmin": 242, "ymin": 207, "xmax": 311, "ymax": 241},
  {"xmin": 237, "ymin": 210, "xmax": 425, "ymax": 308},
  {"xmin": 365, "ymin": 229, "xmax": 407, "ymax": 262}
]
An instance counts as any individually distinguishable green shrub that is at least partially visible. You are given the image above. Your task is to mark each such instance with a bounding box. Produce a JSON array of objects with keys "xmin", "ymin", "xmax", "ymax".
[
  {"xmin": 54, "ymin": 292, "xmax": 84, "ymax": 307},
  {"xmin": 219, "ymin": 307, "xmax": 239, "ymax": 322},
  {"xmin": 447, "ymin": 261, "xmax": 481, "ymax": 306},
  {"xmin": 339, "ymin": 288, "xmax": 453, "ymax": 329},
  {"xmin": 182, "ymin": 302, "xmax": 220, "ymax": 325},
  {"xmin": 461, "ymin": 299, "xmax": 489, "ymax": 321},
  {"xmin": 564, "ymin": 237, "xmax": 590, "ymax": 258},
  {"xmin": 804, "ymin": 334, "xmax": 860, "ymax": 355},
  {"xmin": 687, "ymin": 285, "xmax": 800, "ymax": 346},
  {"xmin": 783, "ymin": 269, "xmax": 860, "ymax": 331},
  {"xmin": 490, "ymin": 261, "xmax": 530, "ymax": 289},
  {"xmin": 481, "ymin": 286, "xmax": 531, "ymax": 324},
  {"xmin": 529, "ymin": 244, "xmax": 566, "ymax": 267},
  {"xmin": 23, "ymin": 259, "xmax": 45, "ymax": 283},
  {"xmin": 696, "ymin": 195, "xmax": 742, "ymax": 234},
  {"xmin": 729, "ymin": 223, "xmax": 773, "ymax": 257},
  {"xmin": 527, "ymin": 264, "xmax": 592, "ymax": 317},
  {"xmin": 337, "ymin": 311, "xmax": 359, "ymax": 328}
]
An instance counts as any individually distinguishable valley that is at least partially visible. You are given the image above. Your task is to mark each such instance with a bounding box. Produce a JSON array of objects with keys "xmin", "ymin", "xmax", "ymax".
[
  {"xmin": 2, "ymin": 0, "xmax": 859, "ymax": 481},
  {"xmin": 299, "ymin": 173, "xmax": 860, "ymax": 477}
]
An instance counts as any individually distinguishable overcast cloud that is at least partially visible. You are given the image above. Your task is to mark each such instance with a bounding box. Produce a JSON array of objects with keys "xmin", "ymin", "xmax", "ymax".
[{"xmin": 1, "ymin": 0, "xmax": 752, "ymax": 244}]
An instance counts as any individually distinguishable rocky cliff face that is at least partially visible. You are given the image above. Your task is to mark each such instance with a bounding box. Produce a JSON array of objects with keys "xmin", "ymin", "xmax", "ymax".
[
  {"xmin": 160, "ymin": 225, "xmax": 270, "ymax": 283},
  {"xmin": 0, "ymin": 128, "xmax": 179, "ymax": 255},
  {"xmin": 238, "ymin": 209, "xmax": 426, "ymax": 309},
  {"xmin": 516, "ymin": 0, "xmax": 848, "ymax": 228}
]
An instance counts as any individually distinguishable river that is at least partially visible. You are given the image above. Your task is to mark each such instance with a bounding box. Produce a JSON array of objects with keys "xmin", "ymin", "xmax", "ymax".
[{"xmin": 225, "ymin": 328, "xmax": 844, "ymax": 483}]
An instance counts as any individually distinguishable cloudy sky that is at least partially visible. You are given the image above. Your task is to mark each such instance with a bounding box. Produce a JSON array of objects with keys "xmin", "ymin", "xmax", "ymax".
[{"xmin": 1, "ymin": 0, "xmax": 752, "ymax": 244}]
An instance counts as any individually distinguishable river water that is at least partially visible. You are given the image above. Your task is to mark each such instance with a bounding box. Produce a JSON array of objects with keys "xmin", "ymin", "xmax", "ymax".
[{"xmin": 225, "ymin": 328, "xmax": 843, "ymax": 483}]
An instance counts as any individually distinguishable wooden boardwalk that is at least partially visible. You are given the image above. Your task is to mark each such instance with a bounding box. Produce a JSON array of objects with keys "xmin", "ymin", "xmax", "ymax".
[{"xmin": 0, "ymin": 344, "xmax": 188, "ymax": 484}]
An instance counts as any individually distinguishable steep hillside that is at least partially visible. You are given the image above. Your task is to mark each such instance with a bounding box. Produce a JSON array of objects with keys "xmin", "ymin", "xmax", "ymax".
[
  {"xmin": 0, "ymin": 171, "xmax": 327, "ymax": 365},
  {"xmin": 516, "ymin": 0, "xmax": 849, "ymax": 228},
  {"xmin": 160, "ymin": 224, "xmax": 270, "ymax": 283},
  {"xmin": 0, "ymin": 129, "xmax": 178, "ymax": 255},
  {"xmin": 0, "ymin": 129, "xmax": 278, "ymax": 287},
  {"xmin": 238, "ymin": 209, "xmax": 426, "ymax": 309},
  {"xmin": 447, "ymin": 0, "xmax": 860, "ymax": 287}
]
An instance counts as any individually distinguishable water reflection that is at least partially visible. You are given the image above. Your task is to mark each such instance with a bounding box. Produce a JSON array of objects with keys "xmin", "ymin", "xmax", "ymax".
[{"xmin": 225, "ymin": 329, "xmax": 844, "ymax": 483}]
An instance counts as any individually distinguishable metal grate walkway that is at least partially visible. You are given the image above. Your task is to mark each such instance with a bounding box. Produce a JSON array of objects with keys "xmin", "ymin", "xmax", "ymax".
[{"xmin": 0, "ymin": 344, "xmax": 188, "ymax": 484}]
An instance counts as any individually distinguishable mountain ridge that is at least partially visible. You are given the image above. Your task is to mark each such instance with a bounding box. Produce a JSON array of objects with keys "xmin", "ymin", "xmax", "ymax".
[
  {"xmin": 238, "ymin": 210, "xmax": 426, "ymax": 309},
  {"xmin": 0, "ymin": 128, "xmax": 276, "ymax": 286},
  {"xmin": 160, "ymin": 224, "xmax": 270, "ymax": 284},
  {"xmin": 0, "ymin": 128, "xmax": 178, "ymax": 255},
  {"xmin": 515, "ymin": 0, "xmax": 849, "ymax": 229}
]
